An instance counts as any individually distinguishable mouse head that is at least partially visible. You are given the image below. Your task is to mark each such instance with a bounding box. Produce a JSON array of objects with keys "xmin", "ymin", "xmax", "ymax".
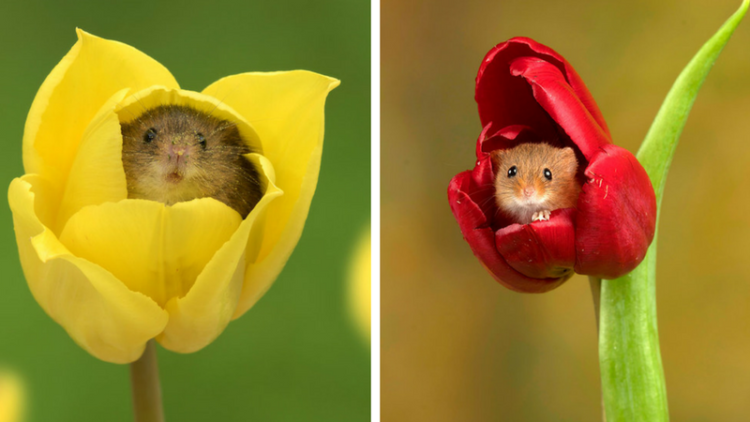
[
  {"xmin": 121, "ymin": 105, "xmax": 250, "ymax": 203},
  {"xmin": 491, "ymin": 142, "xmax": 577, "ymax": 209}
]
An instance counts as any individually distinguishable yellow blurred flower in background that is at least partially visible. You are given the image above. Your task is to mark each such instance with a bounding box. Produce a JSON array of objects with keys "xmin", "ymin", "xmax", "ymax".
[
  {"xmin": 0, "ymin": 371, "xmax": 24, "ymax": 422},
  {"xmin": 348, "ymin": 226, "xmax": 371, "ymax": 342},
  {"xmin": 8, "ymin": 29, "xmax": 339, "ymax": 363}
]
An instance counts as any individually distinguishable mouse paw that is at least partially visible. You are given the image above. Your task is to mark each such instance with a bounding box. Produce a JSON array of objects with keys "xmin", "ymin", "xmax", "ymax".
[{"xmin": 531, "ymin": 210, "xmax": 551, "ymax": 222}]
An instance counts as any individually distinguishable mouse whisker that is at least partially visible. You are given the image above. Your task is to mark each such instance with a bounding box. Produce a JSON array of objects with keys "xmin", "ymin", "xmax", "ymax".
[{"xmin": 206, "ymin": 122, "xmax": 239, "ymax": 138}]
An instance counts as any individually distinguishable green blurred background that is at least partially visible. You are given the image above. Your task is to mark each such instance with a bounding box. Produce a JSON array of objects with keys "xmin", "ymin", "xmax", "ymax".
[
  {"xmin": 0, "ymin": 0, "xmax": 369, "ymax": 421},
  {"xmin": 383, "ymin": 0, "xmax": 750, "ymax": 421}
]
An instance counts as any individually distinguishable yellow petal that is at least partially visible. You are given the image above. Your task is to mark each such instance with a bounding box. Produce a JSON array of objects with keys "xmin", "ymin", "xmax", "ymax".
[
  {"xmin": 116, "ymin": 86, "xmax": 262, "ymax": 154},
  {"xmin": 202, "ymin": 71, "xmax": 339, "ymax": 317},
  {"xmin": 55, "ymin": 89, "xmax": 130, "ymax": 233},
  {"xmin": 158, "ymin": 154, "xmax": 283, "ymax": 353},
  {"xmin": 8, "ymin": 176, "xmax": 168, "ymax": 364},
  {"xmin": 23, "ymin": 29, "xmax": 178, "ymax": 183},
  {"xmin": 59, "ymin": 199, "xmax": 241, "ymax": 308}
]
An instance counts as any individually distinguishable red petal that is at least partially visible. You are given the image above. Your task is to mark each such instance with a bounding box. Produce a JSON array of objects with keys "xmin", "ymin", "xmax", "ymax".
[
  {"xmin": 448, "ymin": 170, "xmax": 492, "ymax": 235},
  {"xmin": 509, "ymin": 57, "xmax": 610, "ymax": 160},
  {"xmin": 574, "ymin": 145, "xmax": 657, "ymax": 278},
  {"xmin": 476, "ymin": 124, "xmax": 543, "ymax": 158},
  {"xmin": 476, "ymin": 37, "xmax": 610, "ymax": 139},
  {"xmin": 475, "ymin": 46, "xmax": 560, "ymax": 145},
  {"xmin": 495, "ymin": 208, "xmax": 577, "ymax": 282},
  {"xmin": 448, "ymin": 172, "xmax": 567, "ymax": 293}
]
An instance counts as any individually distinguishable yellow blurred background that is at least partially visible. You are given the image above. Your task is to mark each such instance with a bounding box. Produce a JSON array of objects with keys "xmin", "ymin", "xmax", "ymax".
[
  {"xmin": 0, "ymin": 371, "xmax": 24, "ymax": 422},
  {"xmin": 382, "ymin": 0, "xmax": 750, "ymax": 420}
]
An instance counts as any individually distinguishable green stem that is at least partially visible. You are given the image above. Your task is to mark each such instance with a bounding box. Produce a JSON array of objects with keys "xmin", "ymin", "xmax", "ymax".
[
  {"xmin": 598, "ymin": 1, "xmax": 748, "ymax": 421},
  {"xmin": 589, "ymin": 276, "xmax": 602, "ymax": 333},
  {"xmin": 589, "ymin": 276, "xmax": 606, "ymax": 422},
  {"xmin": 130, "ymin": 340, "xmax": 165, "ymax": 422},
  {"xmin": 600, "ymin": 240, "xmax": 666, "ymax": 422}
]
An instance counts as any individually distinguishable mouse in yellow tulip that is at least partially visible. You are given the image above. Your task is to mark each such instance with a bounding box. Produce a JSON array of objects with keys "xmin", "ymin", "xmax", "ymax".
[
  {"xmin": 120, "ymin": 105, "xmax": 262, "ymax": 218},
  {"xmin": 492, "ymin": 142, "xmax": 580, "ymax": 225}
]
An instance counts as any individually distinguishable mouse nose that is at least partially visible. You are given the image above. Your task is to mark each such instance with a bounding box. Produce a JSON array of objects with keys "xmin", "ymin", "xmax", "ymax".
[
  {"xmin": 523, "ymin": 187, "xmax": 535, "ymax": 198},
  {"xmin": 169, "ymin": 144, "xmax": 188, "ymax": 162}
]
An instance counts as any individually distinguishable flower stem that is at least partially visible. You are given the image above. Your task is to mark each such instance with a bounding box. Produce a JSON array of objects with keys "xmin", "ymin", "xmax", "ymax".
[
  {"xmin": 599, "ymin": 244, "xmax": 667, "ymax": 422},
  {"xmin": 597, "ymin": 1, "xmax": 747, "ymax": 420},
  {"xmin": 589, "ymin": 276, "xmax": 607, "ymax": 422},
  {"xmin": 589, "ymin": 276, "xmax": 601, "ymax": 333},
  {"xmin": 130, "ymin": 340, "xmax": 165, "ymax": 422}
]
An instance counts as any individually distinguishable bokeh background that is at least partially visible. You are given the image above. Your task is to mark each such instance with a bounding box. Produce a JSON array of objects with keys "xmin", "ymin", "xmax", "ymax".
[
  {"xmin": 383, "ymin": 0, "xmax": 750, "ymax": 421},
  {"xmin": 0, "ymin": 1, "xmax": 369, "ymax": 421}
]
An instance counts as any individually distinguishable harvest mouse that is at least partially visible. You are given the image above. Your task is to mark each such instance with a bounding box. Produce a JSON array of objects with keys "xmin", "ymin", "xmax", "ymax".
[
  {"xmin": 121, "ymin": 105, "xmax": 263, "ymax": 218},
  {"xmin": 492, "ymin": 142, "xmax": 580, "ymax": 225}
]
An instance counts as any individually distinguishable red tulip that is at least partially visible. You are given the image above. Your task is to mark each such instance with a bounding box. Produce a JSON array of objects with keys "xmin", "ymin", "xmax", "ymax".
[{"xmin": 448, "ymin": 37, "xmax": 656, "ymax": 293}]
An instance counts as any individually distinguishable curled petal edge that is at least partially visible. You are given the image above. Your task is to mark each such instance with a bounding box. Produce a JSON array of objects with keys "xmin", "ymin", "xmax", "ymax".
[
  {"xmin": 476, "ymin": 37, "xmax": 610, "ymax": 139},
  {"xmin": 448, "ymin": 171, "xmax": 569, "ymax": 293},
  {"xmin": 509, "ymin": 56, "xmax": 611, "ymax": 160},
  {"xmin": 9, "ymin": 175, "xmax": 168, "ymax": 364},
  {"xmin": 159, "ymin": 154, "xmax": 283, "ymax": 353},
  {"xmin": 201, "ymin": 71, "xmax": 340, "ymax": 318},
  {"xmin": 495, "ymin": 208, "xmax": 577, "ymax": 281},
  {"xmin": 575, "ymin": 144, "xmax": 657, "ymax": 279},
  {"xmin": 23, "ymin": 29, "xmax": 178, "ymax": 181}
]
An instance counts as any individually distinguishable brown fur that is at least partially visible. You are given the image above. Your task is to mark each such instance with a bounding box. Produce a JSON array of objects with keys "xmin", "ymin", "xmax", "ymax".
[
  {"xmin": 121, "ymin": 105, "xmax": 262, "ymax": 218},
  {"xmin": 492, "ymin": 143, "xmax": 580, "ymax": 224}
]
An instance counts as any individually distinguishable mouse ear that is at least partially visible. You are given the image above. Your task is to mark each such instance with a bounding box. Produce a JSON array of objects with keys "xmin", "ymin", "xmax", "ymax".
[
  {"xmin": 560, "ymin": 146, "xmax": 576, "ymax": 159},
  {"xmin": 560, "ymin": 146, "xmax": 579, "ymax": 169},
  {"xmin": 490, "ymin": 149, "xmax": 505, "ymax": 169}
]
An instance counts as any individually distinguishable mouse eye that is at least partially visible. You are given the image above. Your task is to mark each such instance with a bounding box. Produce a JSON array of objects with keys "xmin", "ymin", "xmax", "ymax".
[
  {"xmin": 197, "ymin": 133, "xmax": 207, "ymax": 149},
  {"xmin": 507, "ymin": 166, "xmax": 517, "ymax": 178},
  {"xmin": 544, "ymin": 168, "xmax": 552, "ymax": 180},
  {"xmin": 144, "ymin": 128, "xmax": 157, "ymax": 143}
]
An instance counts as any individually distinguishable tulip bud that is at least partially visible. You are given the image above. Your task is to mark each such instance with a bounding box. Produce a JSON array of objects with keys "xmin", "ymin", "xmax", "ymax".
[
  {"xmin": 8, "ymin": 30, "xmax": 339, "ymax": 362},
  {"xmin": 448, "ymin": 37, "xmax": 656, "ymax": 293}
]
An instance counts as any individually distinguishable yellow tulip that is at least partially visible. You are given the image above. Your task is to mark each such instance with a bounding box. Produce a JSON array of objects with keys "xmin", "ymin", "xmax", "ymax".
[
  {"xmin": 8, "ymin": 29, "xmax": 339, "ymax": 363},
  {"xmin": 347, "ymin": 227, "xmax": 371, "ymax": 342}
]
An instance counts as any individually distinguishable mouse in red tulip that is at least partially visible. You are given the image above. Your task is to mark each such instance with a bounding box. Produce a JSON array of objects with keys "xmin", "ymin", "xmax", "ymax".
[
  {"xmin": 121, "ymin": 105, "xmax": 263, "ymax": 218},
  {"xmin": 492, "ymin": 142, "xmax": 580, "ymax": 225}
]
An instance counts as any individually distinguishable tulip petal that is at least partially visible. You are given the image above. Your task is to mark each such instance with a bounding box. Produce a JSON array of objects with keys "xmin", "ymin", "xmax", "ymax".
[
  {"xmin": 448, "ymin": 171, "xmax": 566, "ymax": 293},
  {"xmin": 476, "ymin": 124, "xmax": 543, "ymax": 158},
  {"xmin": 575, "ymin": 145, "xmax": 657, "ymax": 279},
  {"xmin": 9, "ymin": 176, "xmax": 168, "ymax": 364},
  {"xmin": 476, "ymin": 37, "xmax": 610, "ymax": 140},
  {"xmin": 509, "ymin": 57, "xmax": 610, "ymax": 159},
  {"xmin": 23, "ymin": 29, "xmax": 178, "ymax": 183},
  {"xmin": 158, "ymin": 154, "xmax": 283, "ymax": 353},
  {"xmin": 55, "ymin": 89, "xmax": 130, "ymax": 233},
  {"xmin": 116, "ymin": 86, "xmax": 262, "ymax": 154},
  {"xmin": 59, "ymin": 199, "xmax": 242, "ymax": 309},
  {"xmin": 202, "ymin": 71, "xmax": 340, "ymax": 317},
  {"xmin": 495, "ymin": 208, "xmax": 577, "ymax": 280}
]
